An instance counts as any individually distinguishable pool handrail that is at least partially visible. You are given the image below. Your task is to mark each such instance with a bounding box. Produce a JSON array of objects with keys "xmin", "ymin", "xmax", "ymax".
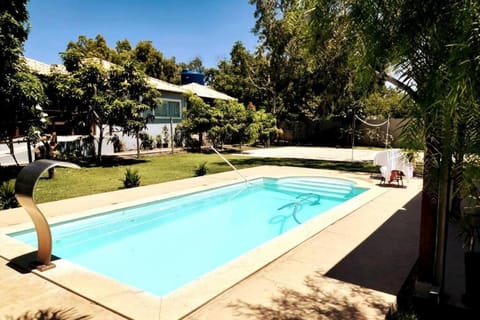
[{"xmin": 209, "ymin": 144, "xmax": 251, "ymax": 186}]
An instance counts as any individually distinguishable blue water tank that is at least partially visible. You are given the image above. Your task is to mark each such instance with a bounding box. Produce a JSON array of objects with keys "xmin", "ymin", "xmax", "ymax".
[{"xmin": 181, "ymin": 69, "xmax": 205, "ymax": 85}]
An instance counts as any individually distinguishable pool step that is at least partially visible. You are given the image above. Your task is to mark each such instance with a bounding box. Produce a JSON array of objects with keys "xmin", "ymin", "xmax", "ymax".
[
  {"xmin": 271, "ymin": 179, "xmax": 354, "ymax": 199},
  {"xmin": 273, "ymin": 186, "xmax": 349, "ymax": 199},
  {"xmin": 283, "ymin": 179, "xmax": 353, "ymax": 192}
]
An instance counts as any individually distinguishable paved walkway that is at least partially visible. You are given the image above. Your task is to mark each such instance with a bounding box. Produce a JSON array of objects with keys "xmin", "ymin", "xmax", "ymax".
[{"xmin": 238, "ymin": 146, "xmax": 381, "ymax": 162}]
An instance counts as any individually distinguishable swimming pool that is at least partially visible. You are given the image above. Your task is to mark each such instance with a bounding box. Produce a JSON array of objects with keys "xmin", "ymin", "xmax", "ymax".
[
  {"xmin": 1, "ymin": 166, "xmax": 389, "ymax": 319},
  {"xmin": 9, "ymin": 176, "xmax": 366, "ymax": 297}
]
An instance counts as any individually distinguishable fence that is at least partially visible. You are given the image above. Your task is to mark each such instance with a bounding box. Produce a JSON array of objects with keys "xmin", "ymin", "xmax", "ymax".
[{"xmin": 279, "ymin": 118, "xmax": 405, "ymax": 147}]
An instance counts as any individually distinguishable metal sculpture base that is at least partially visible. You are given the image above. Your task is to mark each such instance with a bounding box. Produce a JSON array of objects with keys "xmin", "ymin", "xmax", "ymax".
[
  {"xmin": 15, "ymin": 160, "xmax": 80, "ymax": 271},
  {"xmin": 31, "ymin": 261, "xmax": 56, "ymax": 272}
]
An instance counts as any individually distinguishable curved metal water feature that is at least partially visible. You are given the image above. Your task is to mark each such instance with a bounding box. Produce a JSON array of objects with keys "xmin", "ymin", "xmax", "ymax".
[{"xmin": 14, "ymin": 160, "xmax": 80, "ymax": 271}]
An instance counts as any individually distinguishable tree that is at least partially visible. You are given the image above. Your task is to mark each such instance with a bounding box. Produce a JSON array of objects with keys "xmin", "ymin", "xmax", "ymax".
[
  {"xmin": 254, "ymin": 109, "xmax": 279, "ymax": 147},
  {"xmin": 61, "ymin": 36, "xmax": 181, "ymax": 84},
  {"xmin": 0, "ymin": 0, "xmax": 46, "ymax": 164},
  {"xmin": 208, "ymin": 99, "xmax": 248, "ymax": 148},
  {"xmin": 362, "ymin": 87, "xmax": 412, "ymax": 119},
  {"xmin": 72, "ymin": 60, "xmax": 112, "ymax": 161},
  {"xmin": 0, "ymin": 0, "xmax": 28, "ymax": 83},
  {"xmin": 311, "ymin": 0, "xmax": 480, "ymax": 290},
  {"xmin": 69, "ymin": 59, "xmax": 161, "ymax": 162},
  {"xmin": 180, "ymin": 94, "xmax": 215, "ymax": 151},
  {"xmin": 42, "ymin": 72, "xmax": 83, "ymax": 134},
  {"xmin": 61, "ymin": 34, "xmax": 114, "ymax": 71},
  {"xmin": 248, "ymin": 0, "xmax": 364, "ymax": 129},
  {"xmin": 249, "ymin": 0, "xmax": 303, "ymax": 117},
  {"xmin": 211, "ymin": 42, "xmax": 262, "ymax": 107},
  {"xmin": 44, "ymin": 57, "xmax": 160, "ymax": 161},
  {"xmin": 131, "ymin": 41, "xmax": 179, "ymax": 83},
  {"xmin": 111, "ymin": 39, "xmax": 133, "ymax": 65},
  {"xmin": 109, "ymin": 61, "xmax": 161, "ymax": 158}
]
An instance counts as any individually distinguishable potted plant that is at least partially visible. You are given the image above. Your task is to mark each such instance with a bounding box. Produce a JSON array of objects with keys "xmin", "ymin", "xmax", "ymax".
[
  {"xmin": 155, "ymin": 134, "xmax": 163, "ymax": 149},
  {"xmin": 162, "ymin": 125, "xmax": 170, "ymax": 148}
]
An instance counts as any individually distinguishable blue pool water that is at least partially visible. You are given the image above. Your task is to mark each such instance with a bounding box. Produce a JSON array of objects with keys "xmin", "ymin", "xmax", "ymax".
[{"xmin": 10, "ymin": 177, "xmax": 366, "ymax": 296}]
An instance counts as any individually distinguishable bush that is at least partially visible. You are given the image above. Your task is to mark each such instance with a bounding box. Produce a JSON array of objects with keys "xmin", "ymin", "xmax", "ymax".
[
  {"xmin": 51, "ymin": 135, "xmax": 96, "ymax": 163},
  {"xmin": 123, "ymin": 168, "xmax": 141, "ymax": 188},
  {"xmin": 155, "ymin": 134, "xmax": 163, "ymax": 148},
  {"xmin": 194, "ymin": 162, "xmax": 208, "ymax": 176},
  {"xmin": 139, "ymin": 133, "xmax": 154, "ymax": 150},
  {"xmin": 109, "ymin": 134, "xmax": 126, "ymax": 153},
  {"xmin": 0, "ymin": 180, "xmax": 19, "ymax": 209},
  {"xmin": 184, "ymin": 135, "xmax": 201, "ymax": 150},
  {"xmin": 174, "ymin": 124, "xmax": 185, "ymax": 147}
]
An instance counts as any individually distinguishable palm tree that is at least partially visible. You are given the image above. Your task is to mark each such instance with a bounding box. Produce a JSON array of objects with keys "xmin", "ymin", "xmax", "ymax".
[{"xmin": 311, "ymin": 0, "xmax": 480, "ymax": 294}]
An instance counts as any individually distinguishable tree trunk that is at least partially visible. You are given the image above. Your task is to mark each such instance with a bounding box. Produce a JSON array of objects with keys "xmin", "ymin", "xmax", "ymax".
[
  {"xmin": 136, "ymin": 132, "xmax": 140, "ymax": 159},
  {"xmin": 417, "ymin": 141, "xmax": 439, "ymax": 282},
  {"xmin": 170, "ymin": 117, "xmax": 174, "ymax": 154},
  {"xmin": 199, "ymin": 132, "xmax": 203, "ymax": 152},
  {"xmin": 7, "ymin": 138, "xmax": 19, "ymax": 166},
  {"xmin": 97, "ymin": 126, "xmax": 104, "ymax": 163},
  {"xmin": 432, "ymin": 153, "xmax": 451, "ymax": 291},
  {"xmin": 26, "ymin": 139, "xmax": 32, "ymax": 163},
  {"xmin": 418, "ymin": 190, "xmax": 437, "ymax": 282}
]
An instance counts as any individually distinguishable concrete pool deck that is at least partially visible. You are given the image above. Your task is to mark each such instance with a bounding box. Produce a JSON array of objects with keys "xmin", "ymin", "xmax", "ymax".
[{"xmin": 0, "ymin": 166, "xmax": 422, "ymax": 319}]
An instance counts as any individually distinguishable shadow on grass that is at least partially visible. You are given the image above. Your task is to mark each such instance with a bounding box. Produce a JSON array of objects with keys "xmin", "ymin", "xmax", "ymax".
[
  {"xmin": 228, "ymin": 271, "xmax": 391, "ymax": 320},
  {"xmin": 95, "ymin": 155, "xmax": 148, "ymax": 168},
  {"xmin": 6, "ymin": 308, "xmax": 91, "ymax": 320},
  {"xmin": 55, "ymin": 154, "xmax": 148, "ymax": 168}
]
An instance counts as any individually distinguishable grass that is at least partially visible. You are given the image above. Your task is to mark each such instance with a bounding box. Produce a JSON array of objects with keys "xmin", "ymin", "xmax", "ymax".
[{"xmin": 30, "ymin": 152, "xmax": 377, "ymax": 203}]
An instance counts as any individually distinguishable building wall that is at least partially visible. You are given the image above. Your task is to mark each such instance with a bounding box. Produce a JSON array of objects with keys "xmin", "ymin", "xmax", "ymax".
[{"xmin": 149, "ymin": 92, "xmax": 186, "ymax": 124}]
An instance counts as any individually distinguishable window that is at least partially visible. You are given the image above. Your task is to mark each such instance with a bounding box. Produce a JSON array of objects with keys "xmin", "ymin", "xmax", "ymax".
[{"xmin": 154, "ymin": 100, "xmax": 181, "ymax": 119}]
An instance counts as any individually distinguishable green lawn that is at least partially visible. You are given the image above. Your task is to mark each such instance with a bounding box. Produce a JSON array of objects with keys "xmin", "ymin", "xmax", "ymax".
[{"xmin": 31, "ymin": 152, "xmax": 377, "ymax": 203}]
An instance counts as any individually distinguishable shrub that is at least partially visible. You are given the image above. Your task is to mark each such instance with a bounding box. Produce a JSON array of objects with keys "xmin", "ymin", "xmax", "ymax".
[
  {"xmin": 194, "ymin": 162, "xmax": 208, "ymax": 176},
  {"xmin": 50, "ymin": 135, "xmax": 96, "ymax": 163},
  {"xmin": 109, "ymin": 134, "xmax": 125, "ymax": 153},
  {"xmin": 139, "ymin": 133, "xmax": 154, "ymax": 150},
  {"xmin": 0, "ymin": 180, "xmax": 19, "ymax": 209},
  {"xmin": 184, "ymin": 135, "xmax": 201, "ymax": 150},
  {"xmin": 174, "ymin": 124, "xmax": 185, "ymax": 147},
  {"xmin": 155, "ymin": 134, "xmax": 163, "ymax": 148},
  {"xmin": 123, "ymin": 168, "xmax": 141, "ymax": 188}
]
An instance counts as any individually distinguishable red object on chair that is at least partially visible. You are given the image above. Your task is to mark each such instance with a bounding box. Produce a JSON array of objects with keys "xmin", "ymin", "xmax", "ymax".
[{"xmin": 389, "ymin": 170, "xmax": 403, "ymax": 186}]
